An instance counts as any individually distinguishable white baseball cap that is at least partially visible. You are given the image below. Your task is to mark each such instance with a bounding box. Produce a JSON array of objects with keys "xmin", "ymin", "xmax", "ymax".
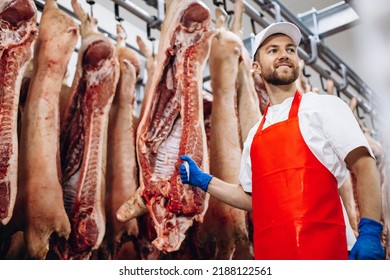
[{"xmin": 252, "ymin": 22, "xmax": 302, "ymax": 59}]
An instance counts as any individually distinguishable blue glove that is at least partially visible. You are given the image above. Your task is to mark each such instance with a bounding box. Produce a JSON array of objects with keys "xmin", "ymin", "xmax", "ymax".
[
  {"xmin": 179, "ymin": 155, "xmax": 212, "ymax": 192},
  {"xmin": 349, "ymin": 218, "xmax": 385, "ymax": 260}
]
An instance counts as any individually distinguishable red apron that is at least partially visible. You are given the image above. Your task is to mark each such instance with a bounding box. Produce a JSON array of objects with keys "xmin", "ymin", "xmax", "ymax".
[{"xmin": 250, "ymin": 91, "xmax": 348, "ymax": 260}]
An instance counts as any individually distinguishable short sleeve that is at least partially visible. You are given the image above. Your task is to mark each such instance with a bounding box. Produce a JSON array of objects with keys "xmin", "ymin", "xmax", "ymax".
[
  {"xmin": 320, "ymin": 96, "xmax": 374, "ymax": 162},
  {"xmin": 239, "ymin": 121, "xmax": 260, "ymax": 193}
]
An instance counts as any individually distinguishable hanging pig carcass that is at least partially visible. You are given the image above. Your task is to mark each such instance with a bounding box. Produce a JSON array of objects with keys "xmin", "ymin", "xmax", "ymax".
[
  {"xmin": 0, "ymin": 0, "xmax": 37, "ymax": 226},
  {"xmin": 117, "ymin": 0, "xmax": 214, "ymax": 253},
  {"xmin": 17, "ymin": 0, "xmax": 78, "ymax": 259},
  {"xmin": 192, "ymin": 3, "xmax": 259, "ymax": 260},
  {"xmin": 58, "ymin": 0, "xmax": 119, "ymax": 259},
  {"xmin": 103, "ymin": 24, "xmax": 141, "ymax": 260}
]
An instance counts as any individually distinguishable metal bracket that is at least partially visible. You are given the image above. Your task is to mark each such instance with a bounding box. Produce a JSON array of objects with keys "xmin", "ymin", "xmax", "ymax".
[
  {"xmin": 297, "ymin": 1, "xmax": 359, "ymax": 39},
  {"xmin": 155, "ymin": 0, "xmax": 165, "ymax": 25},
  {"xmin": 272, "ymin": 1, "xmax": 281, "ymax": 22},
  {"xmin": 260, "ymin": 1, "xmax": 282, "ymax": 23},
  {"xmin": 147, "ymin": 0, "xmax": 164, "ymax": 29}
]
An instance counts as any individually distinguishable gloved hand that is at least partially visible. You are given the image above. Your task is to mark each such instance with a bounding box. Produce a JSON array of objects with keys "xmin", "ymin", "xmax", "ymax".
[
  {"xmin": 179, "ymin": 155, "xmax": 212, "ymax": 192},
  {"xmin": 349, "ymin": 218, "xmax": 385, "ymax": 260}
]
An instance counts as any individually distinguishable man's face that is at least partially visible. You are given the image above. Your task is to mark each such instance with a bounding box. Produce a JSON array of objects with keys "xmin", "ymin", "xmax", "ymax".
[{"xmin": 253, "ymin": 34, "xmax": 299, "ymax": 86}]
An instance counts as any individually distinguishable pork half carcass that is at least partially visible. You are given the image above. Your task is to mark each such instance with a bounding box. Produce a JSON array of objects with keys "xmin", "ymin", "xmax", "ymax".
[
  {"xmin": 230, "ymin": 0, "xmax": 261, "ymax": 143},
  {"xmin": 18, "ymin": 0, "xmax": 78, "ymax": 259},
  {"xmin": 117, "ymin": 0, "xmax": 213, "ymax": 253},
  {"xmin": 0, "ymin": 0, "xmax": 37, "ymax": 226},
  {"xmin": 104, "ymin": 24, "xmax": 140, "ymax": 259},
  {"xmin": 192, "ymin": 5, "xmax": 254, "ymax": 260},
  {"xmin": 58, "ymin": 0, "xmax": 119, "ymax": 259}
]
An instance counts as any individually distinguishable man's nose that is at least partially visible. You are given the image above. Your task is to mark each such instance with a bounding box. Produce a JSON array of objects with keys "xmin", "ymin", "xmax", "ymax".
[{"xmin": 279, "ymin": 49, "xmax": 290, "ymax": 58}]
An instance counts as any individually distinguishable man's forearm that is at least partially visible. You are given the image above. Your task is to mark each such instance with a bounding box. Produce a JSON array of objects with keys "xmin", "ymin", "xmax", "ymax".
[
  {"xmin": 207, "ymin": 177, "xmax": 252, "ymax": 211},
  {"xmin": 352, "ymin": 156, "xmax": 382, "ymax": 222}
]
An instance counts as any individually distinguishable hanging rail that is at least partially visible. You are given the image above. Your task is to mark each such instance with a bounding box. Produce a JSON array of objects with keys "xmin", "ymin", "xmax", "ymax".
[
  {"xmin": 111, "ymin": 0, "xmax": 162, "ymax": 29},
  {"xmin": 115, "ymin": 0, "xmax": 377, "ymax": 120},
  {"xmin": 34, "ymin": 0, "xmax": 149, "ymax": 55},
  {"xmin": 34, "ymin": 0, "xmax": 378, "ymax": 124}
]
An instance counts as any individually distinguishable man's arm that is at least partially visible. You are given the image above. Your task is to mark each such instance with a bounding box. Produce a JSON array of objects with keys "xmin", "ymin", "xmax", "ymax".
[
  {"xmin": 207, "ymin": 177, "xmax": 252, "ymax": 211},
  {"xmin": 179, "ymin": 155, "xmax": 252, "ymax": 212},
  {"xmin": 339, "ymin": 172, "xmax": 359, "ymax": 237},
  {"xmin": 345, "ymin": 146, "xmax": 381, "ymax": 221},
  {"xmin": 345, "ymin": 146, "xmax": 385, "ymax": 259}
]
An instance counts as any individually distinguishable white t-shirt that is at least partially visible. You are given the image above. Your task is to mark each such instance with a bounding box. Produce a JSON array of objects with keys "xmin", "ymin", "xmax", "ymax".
[{"xmin": 239, "ymin": 92, "xmax": 373, "ymax": 249}]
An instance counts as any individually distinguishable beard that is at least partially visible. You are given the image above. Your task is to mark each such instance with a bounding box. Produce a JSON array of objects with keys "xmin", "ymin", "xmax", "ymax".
[{"xmin": 261, "ymin": 65, "xmax": 299, "ymax": 86}]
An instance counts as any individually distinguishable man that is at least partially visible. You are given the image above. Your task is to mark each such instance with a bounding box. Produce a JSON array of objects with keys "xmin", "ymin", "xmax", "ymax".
[{"xmin": 179, "ymin": 22, "xmax": 385, "ymax": 260}]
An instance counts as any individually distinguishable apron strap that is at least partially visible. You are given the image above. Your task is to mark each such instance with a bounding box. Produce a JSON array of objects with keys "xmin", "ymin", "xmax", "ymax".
[
  {"xmin": 259, "ymin": 90, "xmax": 302, "ymax": 131},
  {"xmin": 288, "ymin": 90, "xmax": 302, "ymax": 118}
]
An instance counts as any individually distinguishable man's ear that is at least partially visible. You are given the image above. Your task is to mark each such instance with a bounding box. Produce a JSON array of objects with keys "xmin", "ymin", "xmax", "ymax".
[{"xmin": 252, "ymin": 61, "xmax": 261, "ymax": 75}]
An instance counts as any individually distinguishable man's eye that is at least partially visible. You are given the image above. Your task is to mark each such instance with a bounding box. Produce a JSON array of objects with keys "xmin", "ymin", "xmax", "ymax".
[{"xmin": 287, "ymin": 48, "xmax": 296, "ymax": 53}]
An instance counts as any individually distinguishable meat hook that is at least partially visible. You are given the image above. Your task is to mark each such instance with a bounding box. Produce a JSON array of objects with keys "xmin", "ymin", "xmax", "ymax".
[
  {"xmin": 114, "ymin": 3, "xmax": 123, "ymax": 24},
  {"xmin": 86, "ymin": 0, "xmax": 95, "ymax": 17}
]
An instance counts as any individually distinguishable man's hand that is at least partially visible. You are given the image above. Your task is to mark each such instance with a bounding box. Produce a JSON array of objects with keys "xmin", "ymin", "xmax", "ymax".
[
  {"xmin": 349, "ymin": 218, "xmax": 385, "ymax": 260},
  {"xmin": 179, "ymin": 155, "xmax": 212, "ymax": 192}
]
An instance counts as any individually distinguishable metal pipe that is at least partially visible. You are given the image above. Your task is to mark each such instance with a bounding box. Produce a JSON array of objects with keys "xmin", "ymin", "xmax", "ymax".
[
  {"xmin": 272, "ymin": 1, "xmax": 281, "ymax": 22},
  {"xmin": 111, "ymin": 0, "xmax": 161, "ymax": 29}
]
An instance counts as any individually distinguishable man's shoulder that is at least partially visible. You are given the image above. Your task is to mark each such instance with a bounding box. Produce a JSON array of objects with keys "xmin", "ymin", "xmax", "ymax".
[
  {"xmin": 301, "ymin": 92, "xmax": 348, "ymax": 110},
  {"xmin": 302, "ymin": 92, "xmax": 344, "ymax": 102}
]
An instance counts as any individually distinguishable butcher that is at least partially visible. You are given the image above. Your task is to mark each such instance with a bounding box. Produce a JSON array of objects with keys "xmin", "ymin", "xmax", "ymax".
[{"xmin": 179, "ymin": 22, "xmax": 385, "ymax": 260}]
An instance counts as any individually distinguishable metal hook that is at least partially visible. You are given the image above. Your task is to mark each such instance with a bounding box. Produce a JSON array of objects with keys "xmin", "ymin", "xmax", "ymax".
[
  {"xmin": 259, "ymin": 1, "xmax": 281, "ymax": 23},
  {"xmin": 146, "ymin": 22, "xmax": 156, "ymax": 57},
  {"xmin": 214, "ymin": 0, "xmax": 228, "ymax": 12},
  {"xmin": 356, "ymin": 105, "xmax": 365, "ymax": 120},
  {"xmin": 146, "ymin": 22, "xmax": 155, "ymax": 42},
  {"xmin": 370, "ymin": 115, "xmax": 377, "ymax": 133},
  {"xmin": 305, "ymin": 35, "xmax": 318, "ymax": 65},
  {"xmin": 227, "ymin": 10, "xmax": 235, "ymax": 26},
  {"xmin": 86, "ymin": 0, "xmax": 95, "ymax": 18},
  {"xmin": 337, "ymin": 63, "xmax": 348, "ymax": 91},
  {"xmin": 213, "ymin": 0, "xmax": 224, "ymax": 7},
  {"xmin": 319, "ymin": 70, "xmax": 331, "ymax": 92},
  {"xmin": 213, "ymin": 0, "xmax": 234, "ymax": 25},
  {"xmin": 300, "ymin": 64, "xmax": 313, "ymax": 90},
  {"xmin": 114, "ymin": 3, "xmax": 123, "ymax": 24},
  {"xmin": 302, "ymin": 64, "xmax": 311, "ymax": 79},
  {"xmin": 320, "ymin": 76, "xmax": 327, "ymax": 92},
  {"xmin": 251, "ymin": 19, "xmax": 257, "ymax": 34}
]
